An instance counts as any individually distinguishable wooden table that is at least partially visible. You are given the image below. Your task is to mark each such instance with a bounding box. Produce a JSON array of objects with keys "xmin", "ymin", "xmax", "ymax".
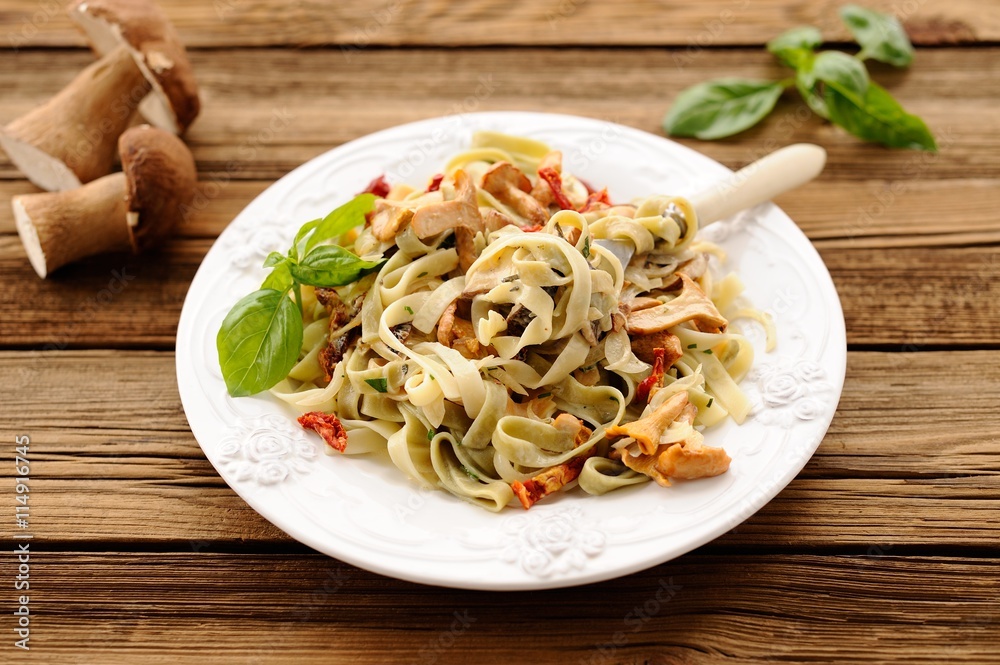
[{"xmin": 2, "ymin": 1, "xmax": 998, "ymax": 662}]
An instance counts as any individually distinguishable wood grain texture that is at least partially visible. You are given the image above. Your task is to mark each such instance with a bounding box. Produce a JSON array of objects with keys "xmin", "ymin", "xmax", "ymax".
[
  {"xmin": 1, "ymin": 49, "xmax": 998, "ymax": 183},
  {"xmin": 3, "ymin": 178, "xmax": 997, "ymax": 246},
  {"xmin": 2, "ymin": 350, "xmax": 997, "ymax": 547},
  {"xmin": 11, "ymin": 552, "xmax": 1000, "ymax": 664},
  {"xmin": 0, "ymin": 5, "xmax": 997, "ymax": 661},
  {"xmin": 0, "ymin": 49, "xmax": 997, "ymax": 348},
  {"xmin": 0, "ymin": 0, "xmax": 992, "ymax": 48},
  {"xmin": 2, "ymin": 236, "xmax": 996, "ymax": 348}
]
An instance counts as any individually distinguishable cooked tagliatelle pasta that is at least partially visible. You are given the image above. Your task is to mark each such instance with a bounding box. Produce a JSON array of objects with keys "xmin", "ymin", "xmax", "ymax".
[{"xmin": 272, "ymin": 131, "xmax": 775, "ymax": 511}]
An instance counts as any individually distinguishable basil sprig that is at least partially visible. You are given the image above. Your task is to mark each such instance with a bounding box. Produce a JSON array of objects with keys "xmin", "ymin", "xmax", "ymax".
[
  {"xmin": 840, "ymin": 4, "xmax": 913, "ymax": 67},
  {"xmin": 664, "ymin": 79, "xmax": 786, "ymax": 141},
  {"xmin": 663, "ymin": 4, "xmax": 935, "ymax": 151},
  {"xmin": 217, "ymin": 194, "xmax": 382, "ymax": 397}
]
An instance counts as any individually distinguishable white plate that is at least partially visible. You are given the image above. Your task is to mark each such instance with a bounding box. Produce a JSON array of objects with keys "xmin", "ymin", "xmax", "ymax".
[{"xmin": 176, "ymin": 112, "xmax": 846, "ymax": 590}]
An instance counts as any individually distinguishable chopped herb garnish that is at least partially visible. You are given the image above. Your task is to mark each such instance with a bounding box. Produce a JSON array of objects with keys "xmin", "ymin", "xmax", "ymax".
[
  {"xmin": 404, "ymin": 305, "xmax": 414, "ymax": 315},
  {"xmin": 417, "ymin": 271, "xmax": 428, "ymax": 278},
  {"xmin": 537, "ymin": 392, "xmax": 552, "ymax": 399},
  {"xmin": 427, "ymin": 429, "xmax": 435, "ymax": 441},
  {"xmin": 430, "ymin": 374, "xmax": 436, "ymax": 381},
  {"xmin": 582, "ymin": 236, "xmax": 591, "ymax": 258},
  {"xmin": 706, "ymin": 397, "xmax": 714, "ymax": 408},
  {"xmin": 687, "ymin": 343, "xmax": 698, "ymax": 349},
  {"xmin": 610, "ymin": 396, "xmax": 620, "ymax": 403},
  {"xmin": 703, "ymin": 348, "xmax": 714, "ymax": 355},
  {"xmin": 463, "ymin": 466, "xmax": 481, "ymax": 481},
  {"xmin": 502, "ymin": 274, "xmax": 520, "ymax": 283},
  {"xmin": 364, "ymin": 377, "xmax": 388, "ymax": 393}
]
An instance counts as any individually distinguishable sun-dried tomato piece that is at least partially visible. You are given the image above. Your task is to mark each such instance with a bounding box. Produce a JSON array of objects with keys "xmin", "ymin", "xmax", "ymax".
[
  {"xmin": 537, "ymin": 166, "xmax": 576, "ymax": 210},
  {"xmin": 359, "ymin": 174, "xmax": 391, "ymax": 198},
  {"xmin": 577, "ymin": 177, "xmax": 598, "ymax": 195},
  {"xmin": 511, "ymin": 454, "xmax": 590, "ymax": 510},
  {"xmin": 634, "ymin": 347, "xmax": 667, "ymax": 404},
  {"xmin": 580, "ymin": 187, "xmax": 612, "ymax": 212},
  {"xmin": 521, "ymin": 224, "xmax": 545, "ymax": 232},
  {"xmin": 426, "ymin": 173, "xmax": 444, "ymax": 192},
  {"xmin": 298, "ymin": 411, "xmax": 349, "ymax": 453}
]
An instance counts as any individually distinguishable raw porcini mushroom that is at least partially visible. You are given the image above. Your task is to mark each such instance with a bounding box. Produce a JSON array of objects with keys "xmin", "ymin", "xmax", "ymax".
[
  {"xmin": 0, "ymin": 0, "xmax": 200, "ymax": 191},
  {"xmin": 12, "ymin": 125, "xmax": 197, "ymax": 278},
  {"xmin": 69, "ymin": 0, "xmax": 201, "ymax": 134}
]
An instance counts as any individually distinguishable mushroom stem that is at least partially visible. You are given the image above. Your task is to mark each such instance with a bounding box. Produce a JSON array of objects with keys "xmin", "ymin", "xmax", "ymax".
[
  {"xmin": 0, "ymin": 44, "xmax": 151, "ymax": 191},
  {"xmin": 13, "ymin": 172, "xmax": 132, "ymax": 278}
]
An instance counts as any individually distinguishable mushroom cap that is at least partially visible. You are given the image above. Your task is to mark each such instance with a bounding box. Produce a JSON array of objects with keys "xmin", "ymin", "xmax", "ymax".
[
  {"xmin": 118, "ymin": 125, "xmax": 197, "ymax": 252},
  {"xmin": 68, "ymin": 0, "xmax": 201, "ymax": 134}
]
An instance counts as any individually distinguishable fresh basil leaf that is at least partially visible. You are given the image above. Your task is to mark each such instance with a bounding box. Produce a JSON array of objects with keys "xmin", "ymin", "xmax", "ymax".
[
  {"xmin": 767, "ymin": 26, "xmax": 822, "ymax": 67},
  {"xmin": 364, "ymin": 377, "xmax": 388, "ymax": 393},
  {"xmin": 663, "ymin": 79, "xmax": 787, "ymax": 140},
  {"xmin": 787, "ymin": 50, "xmax": 827, "ymax": 118},
  {"xmin": 261, "ymin": 259, "xmax": 294, "ymax": 292},
  {"xmin": 289, "ymin": 244, "xmax": 384, "ymax": 287},
  {"xmin": 290, "ymin": 218, "xmax": 321, "ymax": 260},
  {"xmin": 263, "ymin": 251, "xmax": 286, "ymax": 268},
  {"xmin": 796, "ymin": 50, "xmax": 868, "ymax": 119},
  {"xmin": 840, "ymin": 4, "xmax": 914, "ymax": 67},
  {"xmin": 825, "ymin": 80, "xmax": 937, "ymax": 151},
  {"xmin": 217, "ymin": 289, "xmax": 303, "ymax": 397},
  {"xmin": 812, "ymin": 50, "xmax": 869, "ymax": 95},
  {"xmin": 796, "ymin": 81, "xmax": 828, "ymax": 118},
  {"xmin": 303, "ymin": 194, "xmax": 377, "ymax": 256}
]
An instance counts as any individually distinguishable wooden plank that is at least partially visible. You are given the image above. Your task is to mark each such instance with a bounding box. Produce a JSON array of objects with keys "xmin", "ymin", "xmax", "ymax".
[
  {"xmin": 820, "ymin": 245, "xmax": 1000, "ymax": 347},
  {"xmin": 1, "ymin": 0, "xmax": 992, "ymax": 48},
  {"xmin": 5, "ymin": 178, "xmax": 998, "ymax": 246},
  {"xmin": 0, "ymin": 49, "xmax": 998, "ymax": 183},
  {"xmin": 0, "ymin": 235, "xmax": 200, "ymax": 348},
  {"xmin": 1, "ymin": 236, "xmax": 996, "ymax": 347},
  {"xmin": 2, "ymin": 350, "xmax": 998, "ymax": 547},
  {"xmin": 20, "ymin": 553, "xmax": 1000, "ymax": 664}
]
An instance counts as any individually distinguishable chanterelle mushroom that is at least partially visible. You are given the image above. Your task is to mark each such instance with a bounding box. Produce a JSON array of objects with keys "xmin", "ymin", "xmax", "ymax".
[
  {"xmin": 0, "ymin": 0, "xmax": 200, "ymax": 191},
  {"xmin": 626, "ymin": 274, "xmax": 728, "ymax": 335},
  {"xmin": 614, "ymin": 398, "xmax": 730, "ymax": 486},
  {"xmin": 410, "ymin": 170, "xmax": 483, "ymax": 238},
  {"xmin": 12, "ymin": 125, "xmax": 197, "ymax": 278},
  {"xmin": 606, "ymin": 391, "xmax": 690, "ymax": 455},
  {"xmin": 480, "ymin": 161, "xmax": 549, "ymax": 225},
  {"xmin": 410, "ymin": 170, "xmax": 486, "ymax": 271}
]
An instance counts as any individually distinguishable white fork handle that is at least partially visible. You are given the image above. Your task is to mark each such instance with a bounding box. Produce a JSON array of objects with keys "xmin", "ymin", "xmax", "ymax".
[{"xmin": 688, "ymin": 143, "xmax": 827, "ymax": 227}]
